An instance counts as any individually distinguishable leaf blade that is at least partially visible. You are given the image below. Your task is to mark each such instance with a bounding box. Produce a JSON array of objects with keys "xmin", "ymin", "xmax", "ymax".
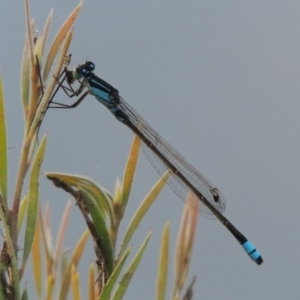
[
  {"xmin": 21, "ymin": 135, "xmax": 47, "ymax": 278},
  {"xmin": 112, "ymin": 231, "xmax": 152, "ymax": 300},
  {"xmin": 156, "ymin": 222, "xmax": 170, "ymax": 300},
  {"xmin": 0, "ymin": 75, "xmax": 7, "ymax": 201}
]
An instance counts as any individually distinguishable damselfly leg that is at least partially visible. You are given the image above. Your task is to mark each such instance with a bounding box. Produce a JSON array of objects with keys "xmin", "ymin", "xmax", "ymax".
[
  {"xmin": 34, "ymin": 55, "xmax": 79, "ymax": 140},
  {"xmin": 49, "ymin": 71, "xmax": 88, "ymax": 109}
]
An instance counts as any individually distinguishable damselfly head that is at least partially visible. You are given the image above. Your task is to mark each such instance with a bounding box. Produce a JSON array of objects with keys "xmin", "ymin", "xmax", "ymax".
[
  {"xmin": 77, "ymin": 61, "xmax": 95, "ymax": 72},
  {"xmin": 73, "ymin": 61, "xmax": 95, "ymax": 80},
  {"xmin": 74, "ymin": 65, "xmax": 89, "ymax": 79}
]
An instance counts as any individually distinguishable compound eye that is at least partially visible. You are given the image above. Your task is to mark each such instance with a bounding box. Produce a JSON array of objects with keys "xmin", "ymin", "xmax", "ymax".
[
  {"xmin": 81, "ymin": 68, "xmax": 87, "ymax": 74},
  {"xmin": 89, "ymin": 63, "xmax": 95, "ymax": 71},
  {"xmin": 85, "ymin": 61, "xmax": 95, "ymax": 71}
]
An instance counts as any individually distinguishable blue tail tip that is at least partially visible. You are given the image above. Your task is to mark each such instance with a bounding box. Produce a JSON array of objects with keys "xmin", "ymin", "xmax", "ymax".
[{"xmin": 242, "ymin": 241, "xmax": 263, "ymax": 265}]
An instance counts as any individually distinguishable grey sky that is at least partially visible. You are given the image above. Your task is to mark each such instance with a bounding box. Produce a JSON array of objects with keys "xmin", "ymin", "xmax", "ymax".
[{"xmin": 0, "ymin": 1, "xmax": 299, "ymax": 299}]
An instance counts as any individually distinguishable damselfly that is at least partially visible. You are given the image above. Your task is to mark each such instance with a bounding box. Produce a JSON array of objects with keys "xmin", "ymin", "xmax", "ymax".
[{"xmin": 52, "ymin": 61, "xmax": 263, "ymax": 265}]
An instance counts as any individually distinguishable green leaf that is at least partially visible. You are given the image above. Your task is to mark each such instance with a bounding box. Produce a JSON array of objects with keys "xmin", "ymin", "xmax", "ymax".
[
  {"xmin": 21, "ymin": 135, "xmax": 47, "ymax": 276},
  {"xmin": 32, "ymin": 214, "xmax": 42, "ymax": 298},
  {"xmin": 118, "ymin": 171, "xmax": 170, "ymax": 260},
  {"xmin": 112, "ymin": 231, "xmax": 152, "ymax": 300},
  {"xmin": 45, "ymin": 173, "xmax": 114, "ymax": 225},
  {"xmin": 18, "ymin": 194, "xmax": 29, "ymax": 233},
  {"xmin": 99, "ymin": 248, "xmax": 132, "ymax": 300},
  {"xmin": 0, "ymin": 280, "xmax": 6, "ymax": 300},
  {"xmin": 21, "ymin": 286, "xmax": 29, "ymax": 300},
  {"xmin": 80, "ymin": 189, "xmax": 114, "ymax": 276},
  {"xmin": 80, "ymin": 180, "xmax": 114, "ymax": 226},
  {"xmin": 45, "ymin": 172, "xmax": 115, "ymax": 276},
  {"xmin": 0, "ymin": 76, "xmax": 7, "ymax": 201}
]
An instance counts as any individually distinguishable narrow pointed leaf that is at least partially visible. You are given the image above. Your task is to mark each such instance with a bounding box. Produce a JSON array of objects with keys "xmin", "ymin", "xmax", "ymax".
[
  {"xmin": 24, "ymin": 0, "xmax": 34, "ymax": 65},
  {"xmin": 80, "ymin": 190, "xmax": 114, "ymax": 276},
  {"xmin": 111, "ymin": 178, "xmax": 123, "ymax": 248},
  {"xmin": 46, "ymin": 275, "xmax": 55, "ymax": 300},
  {"xmin": 174, "ymin": 204, "xmax": 189, "ymax": 294},
  {"xmin": 156, "ymin": 222, "xmax": 170, "ymax": 300},
  {"xmin": 61, "ymin": 250, "xmax": 69, "ymax": 276},
  {"xmin": 27, "ymin": 44, "xmax": 42, "ymax": 128},
  {"xmin": 99, "ymin": 247, "xmax": 132, "ymax": 300},
  {"xmin": 174, "ymin": 195, "xmax": 199, "ymax": 295},
  {"xmin": 0, "ymin": 76, "xmax": 7, "ymax": 201},
  {"xmin": 71, "ymin": 265, "xmax": 81, "ymax": 300},
  {"xmin": 21, "ymin": 34, "xmax": 30, "ymax": 115},
  {"xmin": 21, "ymin": 287, "xmax": 28, "ymax": 300},
  {"xmin": 18, "ymin": 194, "xmax": 29, "ymax": 233},
  {"xmin": 122, "ymin": 135, "xmax": 140, "ymax": 207},
  {"xmin": 54, "ymin": 201, "xmax": 72, "ymax": 273},
  {"xmin": 112, "ymin": 231, "xmax": 152, "ymax": 300},
  {"xmin": 53, "ymin": 201, "xmax": 71, "ymax": 272},
  {"xmin": 118, "ymin": 171, "xmax": 170, "ymax": 260},
  {"xmin": 39, "ymin": 206, "xmax": 54, "ymax": 273},
  {"xmin": 32, "ymin": 213, "xmax": 42, "ymax": 298},
  {"xmin": 58, "ymin": 230, "xmax": 90, "ymax": 300},
  {"xmin": 179, "ymin": 196, "xmax": 199, "ymax": 290},
  {"xmin": 40, "ymin": 10, "xmax": 53, "ymax": 56},
  {"xmin": 88, "ymin": 264, "xmax": 96, "ymax": 300},
  {"xmin": 43, "ymin": 1, "xmax": 83, "ymax": 81},
  {"xmin": 21, "ymin": 135, "xmax": 47, "ymax": 276}
]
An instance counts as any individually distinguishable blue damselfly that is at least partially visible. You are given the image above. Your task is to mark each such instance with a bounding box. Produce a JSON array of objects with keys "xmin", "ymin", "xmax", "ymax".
[{"xmin": 51, "ymin": 61, "xmax": 263, "ymax": 265}]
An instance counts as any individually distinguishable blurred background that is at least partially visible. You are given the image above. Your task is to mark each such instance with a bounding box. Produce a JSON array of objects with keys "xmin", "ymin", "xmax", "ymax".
[{"xmin": 0, "ymin": 1, "xmax": 299, "ymax": 299}]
